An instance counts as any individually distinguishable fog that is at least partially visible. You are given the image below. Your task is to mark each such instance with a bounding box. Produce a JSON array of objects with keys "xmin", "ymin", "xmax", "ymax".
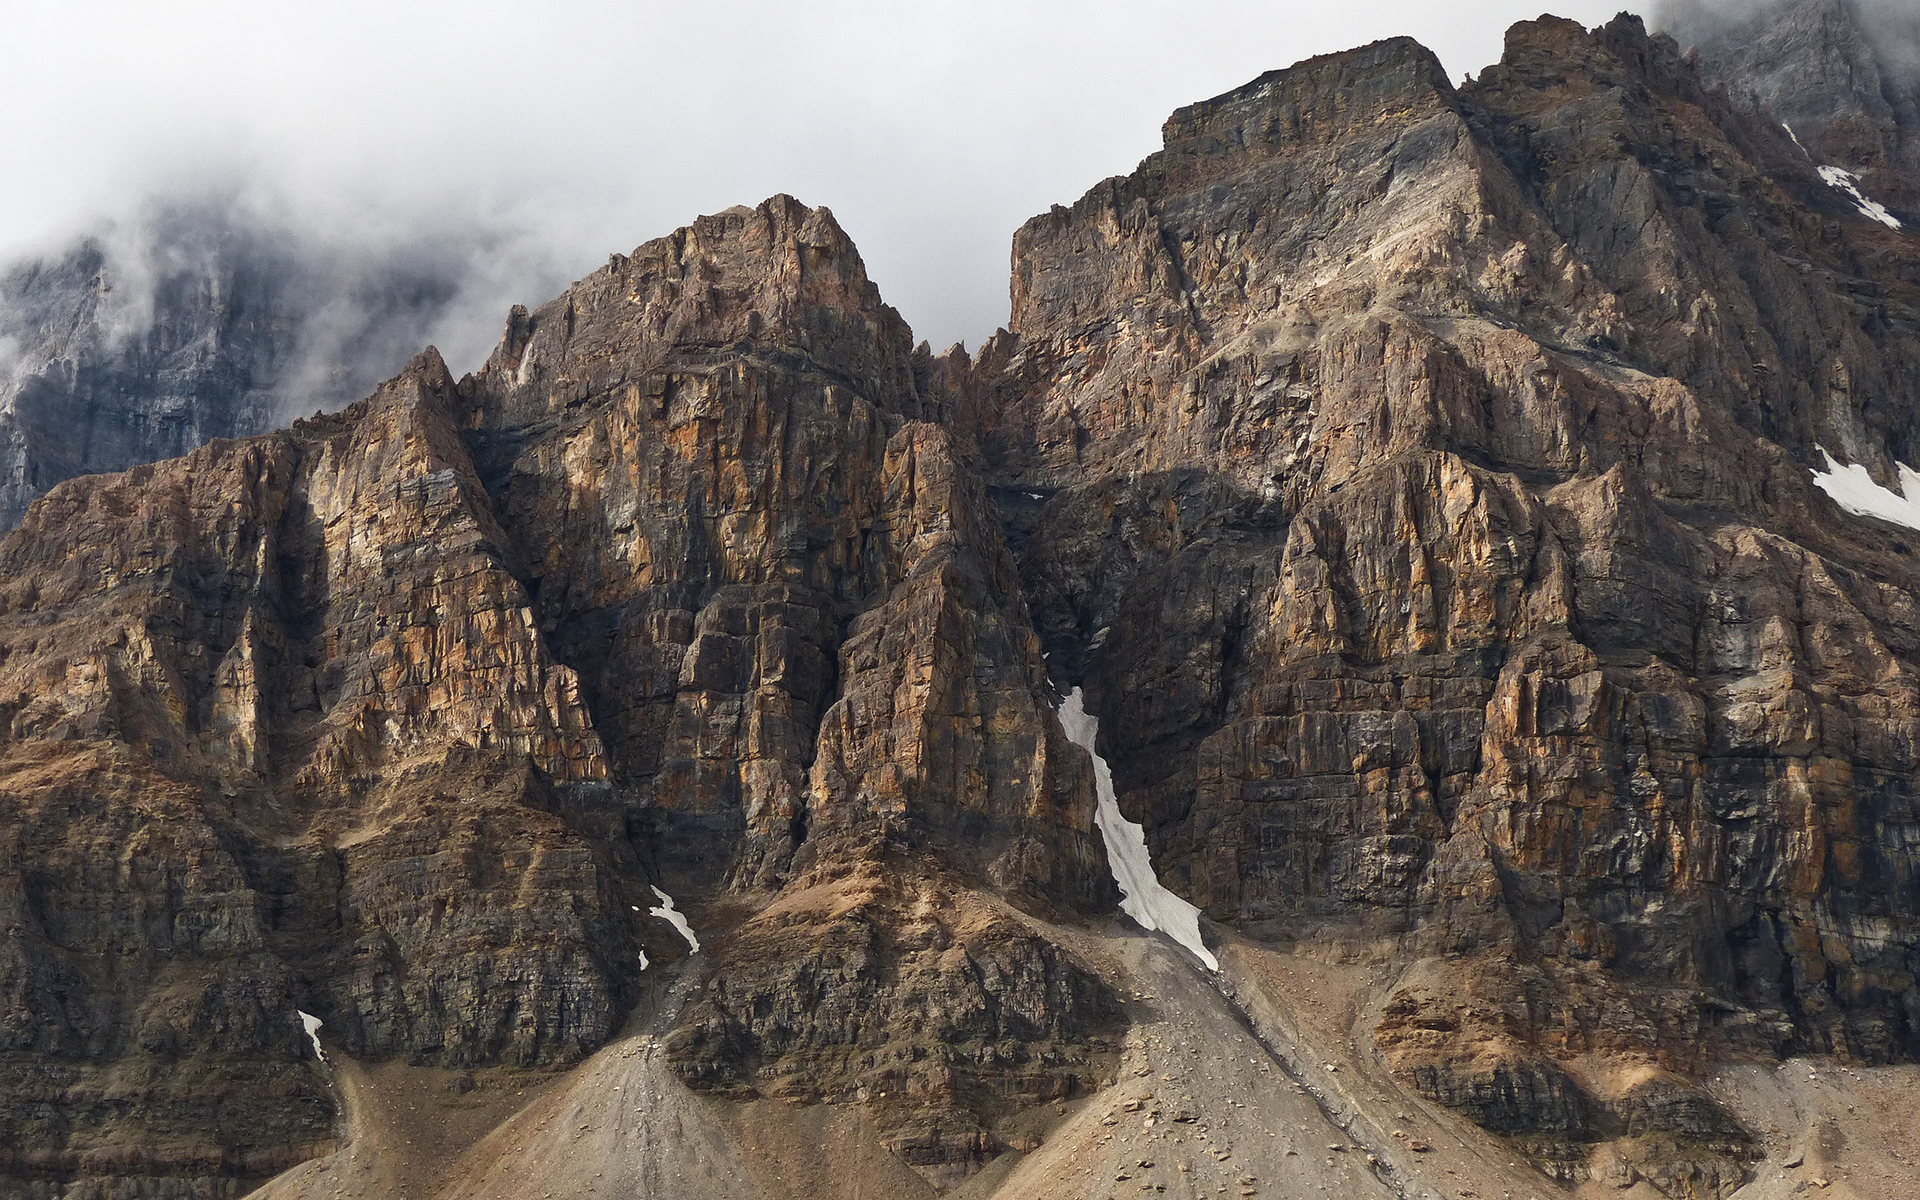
[
  {"xmin": 1658, "ymin": 0, "xmax": 1920, "ymax": 62},
  {"xmin": 6, "ymin": 1, "xmax": 1659, "ymax": 365}
]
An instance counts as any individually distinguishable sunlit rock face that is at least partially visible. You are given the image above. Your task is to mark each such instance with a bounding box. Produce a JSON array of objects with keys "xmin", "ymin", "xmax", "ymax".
[
  {"xmin": 955, "ymin": 12, "xmax": 1920, "ymax": 1186},
  {"xmin": 5, "ymin": 11, "xmax": 1920, "ymax": 1200},
  {"xmin": 0, "ymin": 196, "xmax": 1119, "ymax": 1196},
  {"xmin": 1664, "ymin": 0, "xmax": 1920, "ymax": 213}
]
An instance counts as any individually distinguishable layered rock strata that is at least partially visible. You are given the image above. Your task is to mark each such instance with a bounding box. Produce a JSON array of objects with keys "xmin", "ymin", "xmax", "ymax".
[
  {"xmin": 955, "ymin": 12, "xmax": 1920, "ymax": 1189},
  {"xmin": 4, "ymin": 12, "xmax": 1920, "ymax": 1200},
  {"xmin": 0, "ymin": 196, "xmax": 1117, "ymax": 1198}
]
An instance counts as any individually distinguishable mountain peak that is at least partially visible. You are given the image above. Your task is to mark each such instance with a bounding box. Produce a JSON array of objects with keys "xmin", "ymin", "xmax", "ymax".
[
  {"xmin": 1163, "ymin": 35, "xmax": 1457, "ymax": 149},
  {"xmin": 8, "ymin": 11, "xmax": 1920, "ymax": 1200},
  {"xmin": 465, "ymin": 193, "xmax": 922, "ymax": 432}
]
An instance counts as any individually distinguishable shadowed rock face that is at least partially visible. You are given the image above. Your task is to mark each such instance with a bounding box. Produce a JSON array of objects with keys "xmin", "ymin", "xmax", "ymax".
[
  {"xmin": 0, "ymin": 207, "xmax": 483, "ymax": 533},
  {"xmin": 1662, "ymin": 0, "xmax": 1920, "ymax": 211},
  {"xmin": 4, "ymin": 13, "xmax": 1920, "ymax": 1200}
]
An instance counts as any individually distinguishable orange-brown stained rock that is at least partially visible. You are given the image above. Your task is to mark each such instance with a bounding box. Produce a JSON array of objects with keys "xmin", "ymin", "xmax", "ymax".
[
  {"xmin": 8, "ymin": 14, "xmax": 1920, "ymax": 1199},
  {"xmin": 0, "ymin": 195, "xmax": 1120, "ymax": 1194},
  {"xmin": 960, "ymin": 13, "xmax": 1920, "ymax": 1191}
]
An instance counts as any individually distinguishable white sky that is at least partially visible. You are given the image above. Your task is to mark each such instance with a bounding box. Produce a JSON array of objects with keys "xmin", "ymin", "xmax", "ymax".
[{"xmin": 3, "ymin": 1, "xmax": 1648, "ymax": 359}]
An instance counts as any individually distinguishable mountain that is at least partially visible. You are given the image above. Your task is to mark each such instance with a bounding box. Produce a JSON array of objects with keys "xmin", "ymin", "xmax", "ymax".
[
  {"xmin": 4, "ymin": 12, "xmax": 1920, "ymax": 1200},
  {"xmin": 1663, "ymin": 0, "xmax": 1920, "ymax": 215},
  {"xmin": 0, "ymin": 204, "xmax": 487, "ymax": 531}
]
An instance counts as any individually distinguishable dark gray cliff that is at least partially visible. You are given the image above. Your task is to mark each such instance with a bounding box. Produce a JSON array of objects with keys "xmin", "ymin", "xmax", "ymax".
[{"xmin": 0, "ymin": 206, "xmax": 474, "ymax": 530}]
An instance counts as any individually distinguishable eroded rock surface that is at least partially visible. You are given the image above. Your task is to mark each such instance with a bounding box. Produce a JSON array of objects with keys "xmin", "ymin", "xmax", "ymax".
[
  {"xmin": 955, "ymin": 13, "xmax": 1920, "ymax": 1192},
  {"xmin": 0, "ymin": 196, "xmax": 1118, "ymax": 1197},
  {"xmin": 5, "ymin": 12, "xmax": 1920, "ymax": 1200}
]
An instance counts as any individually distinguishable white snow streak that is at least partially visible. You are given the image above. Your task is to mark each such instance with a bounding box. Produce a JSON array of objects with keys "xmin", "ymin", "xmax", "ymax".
[
  {"xmin": 1056, "ymin": 687, "xmax": 1218, "ymax": 970},
  {"xmin": 648, "ymin": 886, "xmax": 700, "ymax": 953},
  {"xmin": 637, "ymin": 950, "xmax": 651, "ymax": 970},
  {"xmin": 1817, "ymin": 165, "xmax": 1903, "ymax": 229},
  {"xmin": 298, "ymin": 1010, "xmax": 326, "ymax": 1062},
  {"xmin": 1810, "ymin": 445, "xmax": 1920, "ymax": 531}
]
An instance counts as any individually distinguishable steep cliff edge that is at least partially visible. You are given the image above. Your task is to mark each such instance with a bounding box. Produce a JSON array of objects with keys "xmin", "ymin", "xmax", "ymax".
[
  {"xmin": 962, "ymin": 12, "xmax": 1920, "ymax": 1191},
  {"xmin": 0, "ymin": 196, "xmax": 1120, "ymax": 1198},
  {"xmin": 4, "ymin": 12, "xmax": 1920, "ymax": 1200}
]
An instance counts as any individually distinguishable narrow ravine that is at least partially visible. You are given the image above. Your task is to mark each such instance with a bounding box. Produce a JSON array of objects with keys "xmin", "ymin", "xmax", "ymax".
[
  {"xmin": 1057, "ymin": 686, "xmax": 1433, "ymax": 1198},
  {"xmin": 1056, "ymin": 685, "xmax": 1218, "ymax": 969}
]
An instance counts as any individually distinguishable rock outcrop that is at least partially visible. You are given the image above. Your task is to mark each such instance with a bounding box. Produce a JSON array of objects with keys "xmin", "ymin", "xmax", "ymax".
[
  {"xmin": 955, "ymin": 12, "xmax": 1920, "ymax": 1190},
  {"xmin": 1664, "ymin": 0, "xmax": 1920, "ymax": 212},
  {"xmin": 0, "ymin": 196, "xmax": 1119, "ymax": 1197},
  {"xmin": 5, "ymin": 12, "xmax": 1920, "ymax": 1200}
]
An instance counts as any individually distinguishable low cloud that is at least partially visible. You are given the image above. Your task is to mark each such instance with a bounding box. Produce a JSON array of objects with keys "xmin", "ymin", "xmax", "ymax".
[
  {"xmin": 0, "ymin": 188, "xmax": 580, "ymax": 429},
  {"xmin": 1655, "ymin": 0, "xmax": 1920, "ymax": 70},
  {"xmin": 4, "ymin": 1, "xmax": 1643, "ymax": 365}
]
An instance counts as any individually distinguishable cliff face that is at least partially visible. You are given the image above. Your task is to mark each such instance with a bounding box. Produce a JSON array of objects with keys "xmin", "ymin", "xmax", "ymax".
[
  {"xmin": 0, "ymin": 208, "xmax": 475, "ymax": 532},
  {"xmin": 0, "ymin": 353, "xmax": 628, "ymax": 1196},
  {"xmin": 964, "ymin": 12, "xmax": 1920, "ymax": 1188},
  {"xmin": 453, "ymin": 198, "xmax": 1120, "ymax": 1177},
  {"xmin": 5, "ymin": 12, "xmax": 1920, "ymax": 1200},
  {"xmin": 1664, "ymin": 0, "xmax": 1920, "ymax": 213},
  {"xmin": 0, "ymin": 196, "xmax": 1118, "ymax": 1197}
]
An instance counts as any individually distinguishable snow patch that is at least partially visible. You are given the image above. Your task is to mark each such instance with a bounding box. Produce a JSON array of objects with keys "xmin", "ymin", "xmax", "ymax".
[
  {"xmin": 1817, "ymin": 165, "xmax": 1903, "ymax": 229},
  {"xmin": 298, "ymin": 1010, "xmax": 326, "ymax": 1062},
  {"xmin": 1056, "ymin": 687, "xmax": 1218, "ymax": 970},
  {"xmin": 648, "ymin": 886, "xmax": 700, "ymax": 953},
  {"xmin": 1809, "ymin": 445, "xmax": 1920, "ymax": 531},
  {"xmin": 637, "ymin": 950, "xmax": 650, "ymax": 970},
  {"xmin": 1784, "ymin": 122, "xmax": 1806, "ymax": 154}
]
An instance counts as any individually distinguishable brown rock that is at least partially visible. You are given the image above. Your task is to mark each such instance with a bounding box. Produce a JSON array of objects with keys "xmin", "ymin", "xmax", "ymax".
[
  {"xmin": 960, "ymin": 11, "xmax": 1920, "ymax": 1190},
  {"xmin": 6, "ymin": 12, "xmax": 1920, "ymax": 1200}
]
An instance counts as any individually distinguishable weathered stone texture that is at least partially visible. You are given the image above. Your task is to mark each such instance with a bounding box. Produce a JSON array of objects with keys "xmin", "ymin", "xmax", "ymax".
[
  {"xmin": 5, "ymin": 13, "xmax": 1920, "ymax": 1199},
  {"xmin": 954, "ymin": 14, "xmax": 1920, "ymax": 1191},
  {"xmin": 0, "ymin": 196, "xmax": 1116, "ymax": 1196}
]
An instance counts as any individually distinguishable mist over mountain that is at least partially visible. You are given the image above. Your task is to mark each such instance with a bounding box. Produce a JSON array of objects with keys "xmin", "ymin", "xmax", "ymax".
[
  {"xmin": 1660, "ymin": 0, "xmax": 1920, "ymax": 67},
  {"xmin": 0, "ymin": 1, "xmax": 1640, "ymax": 357},
  {"xmin": 5, "ymin": 7, "xmax": 1920, "ymax": 1200},
  {"xmin": 1657, "ymin": 0, "xmax": 1920, "ymax": 207},
  {"xmin": 0, "ymin": 192, "xmax": 581, "ymax": 529},
  {"xmin": 0, "ymin": 1, "xmax": 1650, "ymax": 531}
]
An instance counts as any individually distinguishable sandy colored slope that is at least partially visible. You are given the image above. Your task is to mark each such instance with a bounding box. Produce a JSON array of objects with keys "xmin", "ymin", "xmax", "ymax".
[{"xmin": 245, "ymin": 917, "xmax": 1920, "ymax": 1200}]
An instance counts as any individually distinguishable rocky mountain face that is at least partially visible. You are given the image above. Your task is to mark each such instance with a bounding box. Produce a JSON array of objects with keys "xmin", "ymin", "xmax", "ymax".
[
  {"xmin": 4, "ymin": 12, "xmax": 1920, "ymax": 1200},
  {"xmin": 965, "ymin": 12, "xmax": 1920, "ymax": 1191},
  {"xmin": 0, "ymin": 206, "xmax": 477, "ymax": 531},
  {"xmin": 1664, "ymin": 0, "xmax": 1920, "ymax": 212},
  {"xmin": 0, "ymin": 196, "xmax": 1118, "ymax": 1199}
]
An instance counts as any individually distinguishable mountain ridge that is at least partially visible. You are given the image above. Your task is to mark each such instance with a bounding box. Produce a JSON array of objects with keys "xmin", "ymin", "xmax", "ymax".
[{"xmin": 3, "ymin": 11, "xmax": 1920, "ymax": 1200}]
